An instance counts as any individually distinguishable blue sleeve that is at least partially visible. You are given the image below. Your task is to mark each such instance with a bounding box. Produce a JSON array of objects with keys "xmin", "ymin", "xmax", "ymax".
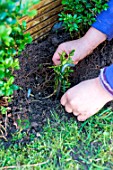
[
  {"xmin": 93, "ymin": 0, "xmax": 113, "ymax": 94},
  {"xmin": 100, "ymin": 65, "xmax": 113, "ymax": 95},
  {"xmin": 105, "ymin": 65, "xmax": 113, "ymax": 89},
  {"xmin": 92, "ymin": 0, "xmax": 113, "ymax": 40}
]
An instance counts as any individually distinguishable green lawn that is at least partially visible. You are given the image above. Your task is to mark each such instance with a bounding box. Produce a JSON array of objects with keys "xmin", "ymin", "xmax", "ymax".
[{"xmin": 0, "ymin": 107, "xmax": 113, "ymax": 170}]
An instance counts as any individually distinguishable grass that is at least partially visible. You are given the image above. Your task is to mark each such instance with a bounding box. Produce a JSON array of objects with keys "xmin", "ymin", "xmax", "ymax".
[{"xmin": 0, "ymin": 107, "xmax": 113, "ymax": 170}]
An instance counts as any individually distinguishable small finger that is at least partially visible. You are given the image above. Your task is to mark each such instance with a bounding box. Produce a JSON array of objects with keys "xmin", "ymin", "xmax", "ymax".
[
  {"xmin": 77, "ymin": 115, "xmax": 90, "ymax": 121},
  {"xmin": 65, "ymin": 103, "xmax": 72, "ymax": 113},
  {"xmin": 52, "ymin": 49, "xmax": 63, "ymax": 65},
  {"xmin": 61, "ymin": 93, "xmax": 67, "ymax": 106},
  {"xmin": 52, "ymin": 56, "xmax": 60, "ymax": 65},
  {"xmin": 73, "ymin": 111, "xmax": 81, "ymax": 116},
  {"xmin": 74, "ymin": 61, "xmax": 78, "ymax": 65}
]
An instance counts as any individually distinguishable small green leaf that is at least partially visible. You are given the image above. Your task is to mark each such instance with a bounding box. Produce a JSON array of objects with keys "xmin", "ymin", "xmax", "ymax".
[
  {"xmin": 6, "ymin": 17, "xmax": 16, "ymax": 24},
  {"xmin": 28, "ymin": 10, "xmax": 37, "ymax": 17},
  {"xmin": 0, "ymin": 90, "xmax": 4, "ymax": 96},
  {"xmin": 0, "ymin": 70, "xmax": 5, "ymax": 79},
  {"xmin": 0, "ymin": 106, "xmax": 7, "ymax": 115},
  {"xmin": 8, "ymin": 77, "xmax": 15, "ymax": 85},
  {"xmin": 0, "ymin": 12, "xmax": 7, "ymax": 20},
  {"xmin": 0, "ymin": 81, "xmax": 4, "ymax": 87},
  {"xmin": 22, "ymin": 21, "xmax": 27, "ymax": 28},
  {"xmin": 11, "ymin": 84, "xmax": 19, "ymax": 90},
  {"xmin": 69, "ymin": 50, "xmax": 75, "ymax": 56},
  {"xmin": 6, "ymin": 88, "xmax": 13, "ymax": 96}
]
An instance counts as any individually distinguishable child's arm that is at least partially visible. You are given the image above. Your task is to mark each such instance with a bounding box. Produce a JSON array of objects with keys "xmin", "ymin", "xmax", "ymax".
[
  {"xmin": 92, "ymin": 0, "xmax": 113, "ymax": 96},
  {"xmin": 92, "ymin": 0, "xmax": 113, "ymax": 40}
]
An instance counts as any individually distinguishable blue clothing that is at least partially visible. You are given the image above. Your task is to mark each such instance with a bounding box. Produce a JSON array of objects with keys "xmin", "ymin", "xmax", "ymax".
[
  {"xmin": 92, "ymin": 0, "xmax": 113, "ymax": 95},
  {"xmin": 93, "ymin": 0, "xmax": 113, "ymax": 40},
  {"xmin": 105, "ymin": 65, "xmax": 113, "ymax": 89}
]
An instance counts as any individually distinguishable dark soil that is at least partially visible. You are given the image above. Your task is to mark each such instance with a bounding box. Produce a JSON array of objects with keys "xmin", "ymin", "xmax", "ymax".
[{"xmin": 1, "ymin": 29, "xmax": 113, "ymax": 144}]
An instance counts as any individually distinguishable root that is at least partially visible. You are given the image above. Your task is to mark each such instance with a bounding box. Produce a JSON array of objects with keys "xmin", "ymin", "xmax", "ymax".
[
  {"xmin": 0, "ymin": 112, "xmax": 8, "ymax": 141},
  {"xmin": 0, "ymin": 97, "xmax": 9, "ymax": 107},
  {"xmin": 41, "ymin": 90, "xmax": 56, "ymax": 99},
  {"xmin": 0, "ymin": 123, "xmax": 7, "ymax": 141}
]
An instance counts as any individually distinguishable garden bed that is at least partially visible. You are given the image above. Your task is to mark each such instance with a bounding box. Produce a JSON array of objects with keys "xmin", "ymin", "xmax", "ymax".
[
  {"xmin": 0, "ymin": 28, "xmax": 113, "ymax": 169},
  {"xmin": 3, "ymin": 28, "xmax": 112, "ymax": 140}
]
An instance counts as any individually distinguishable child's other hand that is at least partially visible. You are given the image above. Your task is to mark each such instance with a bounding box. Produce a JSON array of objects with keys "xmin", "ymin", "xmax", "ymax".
[{"xmin": 61, "ymin": 77, "xmax": 113, "ymax": 121}]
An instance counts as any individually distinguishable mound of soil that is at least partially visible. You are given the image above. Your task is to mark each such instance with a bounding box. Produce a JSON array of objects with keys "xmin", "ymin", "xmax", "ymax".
[{"xmin": 2, "ymin": 29, "xmax": 113, "ymax": 143}]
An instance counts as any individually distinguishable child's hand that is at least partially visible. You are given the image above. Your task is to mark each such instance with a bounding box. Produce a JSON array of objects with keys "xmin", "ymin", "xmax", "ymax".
[
  {"xmin": 52, "ymin": 37, "xmax": 92, "ymax": 65},
  {"xmin": 61, "ymin": 77, "xmax": 113, "ymax": 121},
  {"xmin": 52, "ymin": 27, "xmax": 106, "ymax": 65}
]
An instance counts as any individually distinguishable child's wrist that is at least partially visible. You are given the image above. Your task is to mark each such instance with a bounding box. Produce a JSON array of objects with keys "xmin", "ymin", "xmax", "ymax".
[{"xmin": 84, "ymin": 27, "xmax": 107, "ymax": 49}]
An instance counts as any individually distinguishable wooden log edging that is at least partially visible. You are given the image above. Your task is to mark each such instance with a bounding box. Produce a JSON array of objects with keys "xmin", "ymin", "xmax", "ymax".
[{"xmin": 20, "ymin": 0, "xmax": 62, "ymax": 40}]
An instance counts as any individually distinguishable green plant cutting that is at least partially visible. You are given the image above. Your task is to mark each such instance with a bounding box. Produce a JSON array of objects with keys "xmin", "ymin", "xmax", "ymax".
[{"xmin": 51, "ymin": 50, "xmax": 75, "ymax": 98}]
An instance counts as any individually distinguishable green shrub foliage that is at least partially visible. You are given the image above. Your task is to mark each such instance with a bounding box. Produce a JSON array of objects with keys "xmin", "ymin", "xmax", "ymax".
[
  {"xmin": 59, "ymin": 0, "xmax": 108, "ymax": 34},
  {"xmin": 0, "ymin": 0, "xmax": 39, "ymax": 97}
]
